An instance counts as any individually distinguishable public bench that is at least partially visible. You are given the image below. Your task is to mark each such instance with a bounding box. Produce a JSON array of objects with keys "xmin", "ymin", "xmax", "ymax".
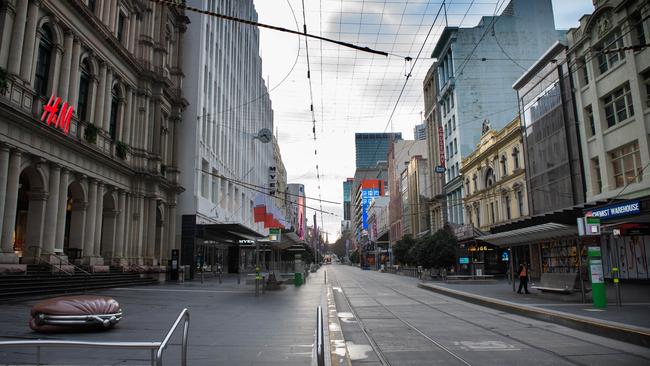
[{"xmin": 531, "ymin": 273, "xmax": 580, "ymax": 294}]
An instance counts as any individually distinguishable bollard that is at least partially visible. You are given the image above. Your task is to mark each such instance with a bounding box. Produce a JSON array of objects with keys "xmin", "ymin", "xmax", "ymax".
[
  {"xmin": 324, "ymin": 271, "xmax": 327, "ymax": 284},
  {"xmin": 613, "ymin": 267, "xmax": 622, "ymax": 307}
]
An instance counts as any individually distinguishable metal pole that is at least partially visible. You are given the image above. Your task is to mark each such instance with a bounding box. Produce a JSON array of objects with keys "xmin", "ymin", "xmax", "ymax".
[
  {"xmin": 613, "ymin": 238, "xmax": 622, "ymax": 307},
  {"xmin": 151, "ymin": 348, "xmax": 155, "ymax": 366},
  {"xmin": 324, "ymin": 271, "xmax": 327, "ymax": 284},
  {"xmin": 577, "ymin": 238, "xmax": 586, "ymax": 303},
  {"xmin": 37, "ymin": 345, "xmax": 41, "ymax": 366},
  {"xmin": 509, "ymin": 246, "xmax": 515, "ymax": 292},
  {"xmin": 316, "ymin": 306, "xmax": 324, "ymax": 366}
]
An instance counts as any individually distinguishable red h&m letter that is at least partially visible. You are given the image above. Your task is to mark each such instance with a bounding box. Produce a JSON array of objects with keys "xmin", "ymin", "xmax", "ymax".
[
  {"xmin": 41, "ymin": 95, "xmax": 61, "ymax": 125},
  {"xmin": 41, "ymin": 95, "xmax": 73, "ymax": 134}
]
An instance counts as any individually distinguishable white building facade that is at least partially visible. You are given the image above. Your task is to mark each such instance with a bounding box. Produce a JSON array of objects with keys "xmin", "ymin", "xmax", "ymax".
[
  {"xmin": 430, "ymin": 0, "xmax": 565, "ymax": 225},
  {"xmin": 0, "ymin": 0, "xmax": 187, "ymax": 272},
  {"xmin": 179, "ymin": 0, "xmax": 277, "ymax": 230}
]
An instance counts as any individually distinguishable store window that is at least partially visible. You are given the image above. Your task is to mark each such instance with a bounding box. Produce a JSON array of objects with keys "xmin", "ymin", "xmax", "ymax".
[
  {"xmin": 597, "ymin": 29, "xmax": 625, "ymax": 74},
  {"xmin": 541, "ymin": 239, "xmax": 580, "ymax": 273},
  {"xmin": 585, "ymin": 105, "xmax": 595, "ymax": 136},
  {"xmin": 602, "ymin": 83, "xmax": 634, "ymax": 128},
  {"xmin": 610, "ymin": 141, "xmax": 642, "ymax": 188}
]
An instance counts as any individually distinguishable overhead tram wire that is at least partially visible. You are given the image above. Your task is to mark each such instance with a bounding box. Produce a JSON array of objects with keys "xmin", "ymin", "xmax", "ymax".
[
  {"xmin": 199, "ymin": 169, "xmax": 340, "ymax": 217},
  {"xmin": 301, "ymin": 0, "xmax": 327, "ymax": 234},
  {"xmin": 357, "ymin": 1, "xmax": 447, "ymax": 185},
  {"xmin": 199, "ymin": 169, "xmax": 341, "ymax": 205},
  {"xmin": 147, "ymin": 0, "xmax": 392, "ymax": 57}
]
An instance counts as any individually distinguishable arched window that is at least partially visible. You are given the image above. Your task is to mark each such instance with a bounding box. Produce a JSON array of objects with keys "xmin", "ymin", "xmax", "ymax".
[
  {"xmin": 472, "ymin": 174, "xmax": 477, "ymax": 191},
  {"xmin": 77, "ymin": 59, "xmax": 91, "ymax": 121},
  {"xmin": 109, "ymin": 84, "xmax": 120, "ymax": 140},
  {"xmin": 88, "ymin": 0, "xmax": 96, "ymax": 12},
  {"xmin": 485, "ymin": 168, "xmax": 495, "ymax": 189},
  {"xmin": 35, "ymin": 26, "xmax": 54, "ymax": 98},
  {"xmin": 465, "ymin": 178, "xmax": 470, "ymax": 194},
  {"xmin": 512, "ymin": 147, "xmax": 520, "ymax": 170},
  {"xmin": 500, "ymin": 155, "xmax": 508, "ymax": 177}
]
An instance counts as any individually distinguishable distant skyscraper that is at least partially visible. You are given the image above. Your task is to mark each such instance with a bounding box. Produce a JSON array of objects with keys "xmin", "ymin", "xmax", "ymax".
[
  {"xmin": 414, "ymin": 123, "xmax": 426, "ymax": 140},
  {"xmin": 342, "ymin": 178, "xmax": 354, "ymax": 220},
  {"xmin": 355, "ymin": 133, "xmax": 402, "ymax": 169}
]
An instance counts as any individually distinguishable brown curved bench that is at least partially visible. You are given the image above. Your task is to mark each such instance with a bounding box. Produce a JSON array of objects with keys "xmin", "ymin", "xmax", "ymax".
[{"xmin": 29, "ymin": 295, "xmax": 122, "ymax": 333}]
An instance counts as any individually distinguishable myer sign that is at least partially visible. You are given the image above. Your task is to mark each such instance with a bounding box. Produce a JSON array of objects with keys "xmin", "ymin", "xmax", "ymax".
[{"xmin": 585, "ymin": 200, "xmax": 641, "ymax": 220}]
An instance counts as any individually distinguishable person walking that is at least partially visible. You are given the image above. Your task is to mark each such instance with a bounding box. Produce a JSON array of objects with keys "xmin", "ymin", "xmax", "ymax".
[{"xmin": 517, "ymin": 263, "xmax": 530, "ymax": 294}]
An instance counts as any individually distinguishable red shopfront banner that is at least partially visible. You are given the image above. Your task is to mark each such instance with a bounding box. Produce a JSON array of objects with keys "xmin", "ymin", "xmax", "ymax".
[{"xmin": 41, "ymin": 95, "xmax": 74, "ymax": 134}]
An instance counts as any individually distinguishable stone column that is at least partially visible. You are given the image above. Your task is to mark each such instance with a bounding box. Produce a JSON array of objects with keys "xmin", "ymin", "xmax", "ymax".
[
  {"xmin": 124, "ymin": 88, "xmax": 133, "ymax": 145},
  {"xmin": 7, "ymin": 0, "xmax": 28, "ymax": 76},
  {"xmin": 0, "ymin": 2, "xmax": 16, "ymax": 69},
  {"xmin": 128, "ymin": 16, "xmax": 137, "ymax": 52},
  {"xmin": 0, "ymin": 146, "xmax": 9, "ymax": 252},
  {"xmin": 87, "ymin": 75, "xmax": 98, "ymax": 123},
  {"xmin": 68, "ymin": 37, "xmax": 82, "ymax": 108},
  {"xmin": 93, "ymin": 183, "xmax": 104, "ymax": 257},
  {"xmin": 167, "ymin": 203, "xmax": 176, "ymax": 252},
  {"xmin": 103, "ymin": 68, "xmax": 113, "ymax": 131},
  {"xmin": 48, "ymin": 43, "xmax": 63, "ymax": 96},
  {"xmin": 54, "ymin": 168, "xmax": 69, "ymax": 253},
  {"xmin": 23, "ymin": 190, "xmax": 48, "ymax": 263},
  {"xmin": 146, "ymin": 198, "xmax": 156, "ymax": 265},
  {"xmin": 20, "ymin": 0, "xmax": 40, "ymax": 83},
  {"xmin": 136, "ymin": 195, "xmax": 145, "ymax": 262},
  {"xmin": 57, "ymin": 32, "xmax": 74, "ymax": 101},
  {"xmin": 0, "ymin": 151, "xmax": 21, "ymax": 263},
  {"xmin": 117, "ymin": 97, "xmax": 126, "ymax": 141},
  {"xmin": 109, "ymin": 0, "xmax": 118, "ymax": 33},
  {"xmin": 171, "ymin": 118, "xmax": 179, "ymax": 167},
  {"xmin": 83, "ymin": 179, "xmax": 97, "ymax": 263},
  {"xmin": 113, "ymin": 190, "xmax": 126, "ymax": 264},
  {"xmin": 102, "ymin": 0, "xmax": 111, "ymax": 26},
  {"xmin": 95, "ymin": 63, "xmax": 107, "ymax": 129},
  {"xmin": 152, "ymin": 100, "xmax": 162, "ymax": 155},
  {"xmin": 41, "ymin": 164, "xmax": 60, "ymax": 254}
]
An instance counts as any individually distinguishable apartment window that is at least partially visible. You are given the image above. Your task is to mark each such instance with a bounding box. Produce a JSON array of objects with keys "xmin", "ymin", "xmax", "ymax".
[
  {"xmin": 35, "ymin": 26, "xmax": 53, "ymax": 98},
  {"xmin": 201, "ymin": 160, "xmax": 209, "ymax": 198},
  {"xmin": 597, "ymin": 30, "xmax": 625, "ymax": 74},
  {"xmin": 452, "ymin": 115, "xmax": 456, "ymax": 130},
  {"xmin": 77, "ymin": 59, "xmax": 91, "ymax": 121},
  {"xmin": 472, "ymin": 174, "xmax": 477, "ymax": 191},
  {"xmin": 603, "ymin": 84, "xmax": 634, "ymax": 128},
  {"xmin": 117, "ymin": 13, "xmax": 125, "ymax": 42},
  {"xmin": 591, "ymin": 157, "xmax": 602, "ymax": 194},
  {"xmin": 512, "ymin": 147, "xmax": 520, "ymax": 169},
  {"xmin": 505, "ymin": 195, "xmax": 511, "ymax": 220},
  {"xmin": 475, "ymin": 206, "xmax": 481, "ymax": 227},
  {"xmin": 517, "ymin": 190, "xmax": 524, "ymax": 217},
  {"xmin": 211, "ymin": 169, "xmax": 218, "ymax": 203},
  {"xmin": 455, "ymin": 162, "xmax": 459, "ymax": 178},
  {"xmin": 500, "ymin": 156, "xmax": 508, "ymax": 177},
  {"xmin": 109, "ymin": 84, "xmax": 120, "ymax": 140},
  {"xmin": 610, "ymin": 141, "xmax": 642, "ymax": 188},
  {"xmin": 631, "ymin": 12, "xmax": 646, "ymax": 47},
  {"xmin": 490, "ymin": 202, "xmax": 495, "ymax": 224},
  {"xmin": 465, "ymin": 179, "xmax": 470, "ymax": 194},
  {"xmin": 585, "ymin": 105, "xmax": 595, "ymax": 136},
  {"xmin": 642, "ymin": 70, "xmax": 650, "ymax": 108},
  {"xmin": 450, "ymin": 94, "xmax": 454, "ymax": 109},
  {"xmin": 580, "ymin": 57, "xmax": 589, "ymax": 85},
  {"xmin": 453, "ymin": 139, "xmax": 457, "ymax": 155}
]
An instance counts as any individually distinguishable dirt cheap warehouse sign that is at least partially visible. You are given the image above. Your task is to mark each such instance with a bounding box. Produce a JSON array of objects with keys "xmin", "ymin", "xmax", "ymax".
[{"xmin": 585, "ymin": 200, "xmax": 641, "ymax": 220}]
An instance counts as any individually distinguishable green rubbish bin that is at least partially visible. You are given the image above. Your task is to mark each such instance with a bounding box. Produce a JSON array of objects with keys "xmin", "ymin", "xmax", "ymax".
[{"xmin": 294, "ymin": 272, "xmax": 303, "ymax": 287}]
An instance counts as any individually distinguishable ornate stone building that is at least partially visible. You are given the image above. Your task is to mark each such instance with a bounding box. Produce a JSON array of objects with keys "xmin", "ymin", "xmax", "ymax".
[
  {"xmin": 461, "ymin": 117, "xmax": 528, "ymax": 232},
  {"xmin": 0, "ymin": 0, "xmax": 187, "ymax": 272}
]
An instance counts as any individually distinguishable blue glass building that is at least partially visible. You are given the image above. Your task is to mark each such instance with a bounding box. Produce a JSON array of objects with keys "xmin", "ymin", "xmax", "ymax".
[{"xmin": 355, "ymin": 133, "xmax": 402, "ymax": 169}]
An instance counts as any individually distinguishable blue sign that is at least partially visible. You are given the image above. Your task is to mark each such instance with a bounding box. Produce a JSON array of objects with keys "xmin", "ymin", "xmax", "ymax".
[
  {"xmin": 459, "ymin": 257, "xmax": 469, "ymax": 264},
  {"xmin": 586, "ymin": 200, "xmax": 641, "ymax": 220},
  {"xmin": 501, "ymin": 251, "xmax": 509, "ymax": 262},
  {"xmin": 361, "ymin": 188, "xmax": 379, "ymax": 229},
  {"xmin": 434, "ymin": 166, "xmax": 446, "ymax": 174}
]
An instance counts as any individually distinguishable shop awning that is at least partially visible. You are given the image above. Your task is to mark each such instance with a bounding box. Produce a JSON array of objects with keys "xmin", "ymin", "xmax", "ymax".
[
  {"xmin": 477, "ymin": 222, "xmax": 577, "ymax": 247},
  {"xmin": 197, "ymin": 223, "xmax": 265, "ymax": 242}
]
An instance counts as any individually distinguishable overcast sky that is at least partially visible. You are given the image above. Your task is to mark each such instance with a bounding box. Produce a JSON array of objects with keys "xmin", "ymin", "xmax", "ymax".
[{"xmin": 252, "ymin": 0, "xmax": 594, "ymax": 240}]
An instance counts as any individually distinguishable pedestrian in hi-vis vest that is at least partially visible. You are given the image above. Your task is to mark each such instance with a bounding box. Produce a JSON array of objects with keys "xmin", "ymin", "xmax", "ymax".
[{"xmin": 517, "ymin": 263, "xmax": 530, "ymax": 294}]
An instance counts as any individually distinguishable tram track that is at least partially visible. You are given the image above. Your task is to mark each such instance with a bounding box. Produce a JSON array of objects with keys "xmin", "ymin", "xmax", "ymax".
[
  {"xmin": 330, "ymin": 270, "xmax": 473, "ymax": 366},
  {"xmin": 332, "ymin": 266, "xmax": 650, "ymax": 366}
]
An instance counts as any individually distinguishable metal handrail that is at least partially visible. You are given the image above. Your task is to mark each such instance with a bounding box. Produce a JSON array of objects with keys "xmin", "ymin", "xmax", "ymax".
[
  {"xmin": 156, "ymin": 308, "xmax": 190, "ymax": 366},
  {"xmin": 316, "ymin": 306, "xmax": 324, "ymax": 366},
  {"xmin": 0, "ymin": 308, "xmax": 190, "ymax": 366},
  {"xmin": 27, "ymin": 246, "xmax": 92, "ymax": 276}
]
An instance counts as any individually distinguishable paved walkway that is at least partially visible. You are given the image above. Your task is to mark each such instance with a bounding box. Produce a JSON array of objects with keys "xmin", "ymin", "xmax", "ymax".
[
  {"xmin": 421, "ymin": 278, "xmax": 650, "ymax": 330},
  {"xmin": 0, "ymin": 271, "xmax": 326, "ymax": 365}
]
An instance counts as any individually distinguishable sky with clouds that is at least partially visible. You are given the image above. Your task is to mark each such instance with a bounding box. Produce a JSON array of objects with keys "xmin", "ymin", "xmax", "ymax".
[{"xmin": 251, "ymin": 0, "xmax": 594, "ymax": 240}]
